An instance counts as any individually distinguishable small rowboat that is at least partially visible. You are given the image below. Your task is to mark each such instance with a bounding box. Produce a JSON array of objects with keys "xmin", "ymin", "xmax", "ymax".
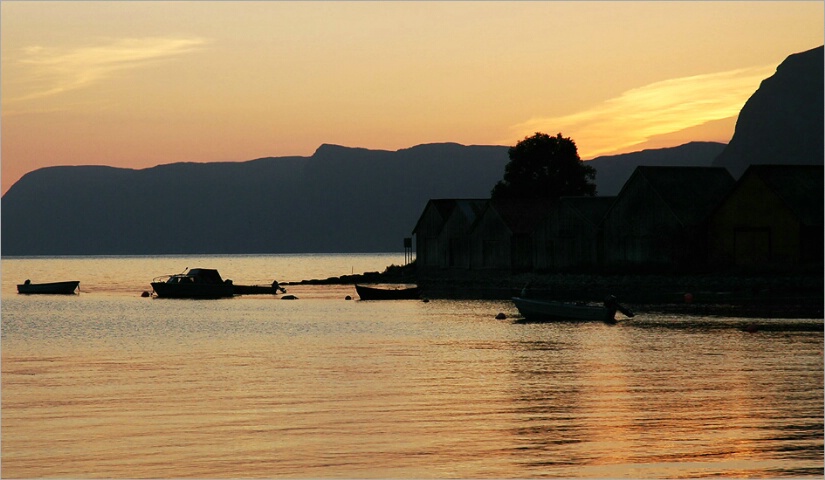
[
  {"xmin": 17, "ymin": 280, "xmax": 80, "ymax": 295},
  {"xmin": 232, "ymin": 283, "xmax": 287, "ymax": 295},
  {"xmin": 355, "ymin": 284, "xmax": 421, "ymax": 300},
  {"xmin": 512, "ymin": 295, "xmax": 634, "ymax": 323}
]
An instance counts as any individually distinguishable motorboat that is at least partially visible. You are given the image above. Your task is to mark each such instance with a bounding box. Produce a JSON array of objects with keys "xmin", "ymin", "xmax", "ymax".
[
  {"xmin": 151, "ymin": 268, "xmax": 288, "ymax": 298},
  {"xmin": 151, "ymin": 268, "xmax": 234, "ymax": 299}
]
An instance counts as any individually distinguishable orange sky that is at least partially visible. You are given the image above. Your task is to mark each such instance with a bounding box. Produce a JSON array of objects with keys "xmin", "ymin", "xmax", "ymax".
[{"xmin": 2, "ymin": 1, "xmax": 823, "ymax": 195}]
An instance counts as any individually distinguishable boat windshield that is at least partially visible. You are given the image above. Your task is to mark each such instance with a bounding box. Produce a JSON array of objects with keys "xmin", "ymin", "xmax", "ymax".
[{"xmin": 187, "ymin": 269, "xmax": 224, "ymax": 284}]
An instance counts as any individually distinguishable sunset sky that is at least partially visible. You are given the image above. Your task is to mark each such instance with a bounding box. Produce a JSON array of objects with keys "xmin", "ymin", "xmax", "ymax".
[{"xmin": 2, "ymin": 1, "xmax": 823, "ymax": 194}]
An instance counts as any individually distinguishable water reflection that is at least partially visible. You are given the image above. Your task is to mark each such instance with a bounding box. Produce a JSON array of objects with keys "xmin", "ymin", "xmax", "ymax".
[
  {"xmin": 2, "ymin": 257, "xmax": 822, "ymax": 478},
  {"xmin": 500, "ymin": 321, "xmax": 823, "ymax": 477}
]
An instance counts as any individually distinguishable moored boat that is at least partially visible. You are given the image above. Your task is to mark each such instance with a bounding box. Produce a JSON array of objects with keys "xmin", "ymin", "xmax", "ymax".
[
  {"xmin": 355, "ymin": 284, "xmax": 421, "ymax": 300},
  {"xmin": 151, "ymin": 268, "xmax": 234, "ymax": 299},
  {"xmin": 17, "ymin": 280, "xmax": 80, "ymax": 295},
  {"xmin": 232, "ymin": 281, "xmax": 287, "ymax": 296},
  {"xmin": 512, "ymin": 295, "xmax": 634, "ymax": 323}
]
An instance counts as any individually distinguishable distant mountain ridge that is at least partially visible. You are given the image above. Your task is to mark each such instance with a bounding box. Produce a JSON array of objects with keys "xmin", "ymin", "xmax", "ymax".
[
  {"xmin": 587, "ymin": 142, "xmax": 727, "ymax": 196},
  {"xmin": 2, "ymin": 140, "xmax": 729, "ymax": 255},
  {"xmin": 0, "ymin": 139, "xmax": 749, "ymax": 256},
  {"xmin": 3, "ymin": 46, "xmax": 822, "ymax": 256},
  {"xmin": 1, "ymin": 144, "xmax": 511, "ymax": 255}
]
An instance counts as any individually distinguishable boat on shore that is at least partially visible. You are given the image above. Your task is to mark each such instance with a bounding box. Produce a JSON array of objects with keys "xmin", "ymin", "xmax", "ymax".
[
  {"xmin": 355, "ymin": 284, "xmax": 421, "ymax": 300},
  {"xmin": 17, "ymin": 280, "xmax": 80, "ymax": 295},
  {"xmin": 512, "ymin": 295, "xmax": 634, "ymax": 323}
]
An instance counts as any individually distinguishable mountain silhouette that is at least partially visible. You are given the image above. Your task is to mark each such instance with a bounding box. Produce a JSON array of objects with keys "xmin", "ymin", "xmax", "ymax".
[
  {"xmin": 587, "ymin": 142, "xmax": 727, "ymax": 196},
  {"xmin": 1, "ymin": 144, "xmax": 511, "ymax": 255},
  {"xmin": 3, "ymin": 140, "xmax": 734, "ymax": 255},
  {"xmin": 3, "ymin": 47, "xmax": 821, "ymax": 256},
  {"xmin": 713, "ymin": 45, "xmax": 824, "ymax": 178}
]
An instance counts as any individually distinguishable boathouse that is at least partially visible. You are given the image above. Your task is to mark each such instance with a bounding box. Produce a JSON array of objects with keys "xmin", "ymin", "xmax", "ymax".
[
  {"xmin": 413, "ymin": 199, "xmax": 490, "ymax": 271},
  {"xmin": 469, "ymin": 199, "xmax": 552, "ymax": 272},
  {"xmin": 601, "ymin": 166, "xmax": 735, "ymax": 272},
  {"xmin": 412, "ymin": 199, "xmax": 457, "ymax": 270},
  {"xmin": 440, "ymin": 199, "xmax": 488, "ymax": 269},
  {"xmin": 533, "ymin": 196, "xmax": 615, "ymax": 272},
  {"xmin": 707, "ymin": 165, "xmax": 824, "ymax": 270}
]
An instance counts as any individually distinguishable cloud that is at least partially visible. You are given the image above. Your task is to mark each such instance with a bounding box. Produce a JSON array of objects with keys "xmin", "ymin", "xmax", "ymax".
[
  {"xmin": 5, "ymin": 36, "xmax": 208, "ymax": 104},
  {"xmin": 509, "ymin": 65, "xmax": 775, "ymax": 158}
]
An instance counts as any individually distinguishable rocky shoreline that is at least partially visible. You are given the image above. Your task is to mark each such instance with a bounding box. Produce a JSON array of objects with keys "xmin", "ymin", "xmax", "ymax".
[{"xmin": 285, "ymin": 264, "xmax": 824, "ymax": 319}]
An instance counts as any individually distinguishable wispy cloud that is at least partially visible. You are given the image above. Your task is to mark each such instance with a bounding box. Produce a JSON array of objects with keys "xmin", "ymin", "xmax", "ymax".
[
  {"xmin": 509, "ymin": 65, "xmax": 775, "ymax": 158},
  {"xmin": 5, "ymin": 36, "xmax": 208, "ymax": 105}
]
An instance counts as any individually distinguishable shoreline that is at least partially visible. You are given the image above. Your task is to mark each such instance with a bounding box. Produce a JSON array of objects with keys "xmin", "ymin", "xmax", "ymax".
[{"xmin": 286, "ymin": 266, "xmax": 824, "ymax": 319}]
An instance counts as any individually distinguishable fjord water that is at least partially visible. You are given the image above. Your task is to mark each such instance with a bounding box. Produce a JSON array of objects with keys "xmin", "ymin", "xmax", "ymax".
[{"xmin": 2, "ymin": 255, "xmax": 822, "ymax": 478}]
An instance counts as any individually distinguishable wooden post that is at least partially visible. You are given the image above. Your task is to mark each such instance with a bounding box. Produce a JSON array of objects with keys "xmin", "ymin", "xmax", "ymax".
[{"xmin": 404, "ymin": 237, "xmax": 413, "ymax": 265}]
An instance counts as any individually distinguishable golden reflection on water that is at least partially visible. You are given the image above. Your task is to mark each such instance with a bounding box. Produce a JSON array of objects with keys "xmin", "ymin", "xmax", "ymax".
[
  {"xmin": 2, "ymin": 257, "xmax": 823, "ymax": 478},
  {"xmin": 3, "ymin": 319, "xmax": 823, "ymax": 478}
]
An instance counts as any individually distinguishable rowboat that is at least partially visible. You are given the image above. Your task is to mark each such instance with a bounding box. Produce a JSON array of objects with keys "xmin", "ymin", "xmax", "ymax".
[
  {"xmin": 355, "ymin": 284, "xmax": 421, "ymax": 300},
  {"xmin": 17, "ymin": 280, "xmax": 80, "ymax": 295},
  {"xmin": 512, "ymin": 295, "xmax": 634, "ymax": 323},
  {"xmin": 232, "ymin": 282, "xmax": 287, "ymax": 295}
]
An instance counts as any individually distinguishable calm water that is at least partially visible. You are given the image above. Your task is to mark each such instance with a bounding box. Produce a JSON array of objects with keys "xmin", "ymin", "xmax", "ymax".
[{"xmin": 2, "ymin": 255, "xmax": 823, "ymax": 478}]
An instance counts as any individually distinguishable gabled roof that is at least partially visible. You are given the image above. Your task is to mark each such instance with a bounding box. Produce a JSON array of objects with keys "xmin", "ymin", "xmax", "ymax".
[
  {"xmin": 558, "ymin": 196, "xmax": 616, "ymax": 226},
  {"xmin": 741, "ymin": 164, "xmax": 823, "ymax": 226},
  {"xmin": 430, "ymin": 198, "xmax": 458, "ymax": 219},
  {"xmin": 411, "ymin": 199, "xmax": 456, "ymax": 234},
  {"xmin": 481, "ymin": 199, "xmax": 555, "ymax": 234},
  {"xmin": 450, "ymin": 199, "xmax": 488, "ymax": 225},
  {"xmin": 620, "ymin": 166, "xmax": 735, "ymax": 226},
  {"xmin": 412, "ymin": 199, "xmax": 488, "ymax": 234}
]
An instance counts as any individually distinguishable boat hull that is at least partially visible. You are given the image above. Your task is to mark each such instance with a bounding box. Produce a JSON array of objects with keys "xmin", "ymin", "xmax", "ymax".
[
  {"xmin": 232, "ymin": 285, "xmax": 283, "ymax": 295},
  {"xmin": 355, "ymin": 284, "xmax": 420, "ymax": 300},
  {"xmin": 151, "ymin": 282, "xmax": 234, "ymax": 299},
  {"xmin": 512, "ymin": 297, "xmax": 614, "ymax": 322},
  {"xmin": 17, "ymin": 281, "xmax": 80, "ymax": 295}
]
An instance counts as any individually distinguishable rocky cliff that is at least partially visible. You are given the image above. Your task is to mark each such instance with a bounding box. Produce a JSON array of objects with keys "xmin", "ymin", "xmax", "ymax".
[{"xmin": 713, "ymin": 45, "xmax": 824, "ymax": 178}]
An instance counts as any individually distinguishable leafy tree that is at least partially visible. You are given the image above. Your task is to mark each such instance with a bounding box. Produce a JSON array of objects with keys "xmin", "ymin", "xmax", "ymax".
[{"xmin": 491, "ymin": 132, "xmax": 596, "ymax": 200}]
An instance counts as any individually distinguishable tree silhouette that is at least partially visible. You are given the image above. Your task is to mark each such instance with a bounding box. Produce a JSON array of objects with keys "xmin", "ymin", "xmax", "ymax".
[{"xmin": 491, "ymin": 132, "xmax": 596, "ymax": 200}]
